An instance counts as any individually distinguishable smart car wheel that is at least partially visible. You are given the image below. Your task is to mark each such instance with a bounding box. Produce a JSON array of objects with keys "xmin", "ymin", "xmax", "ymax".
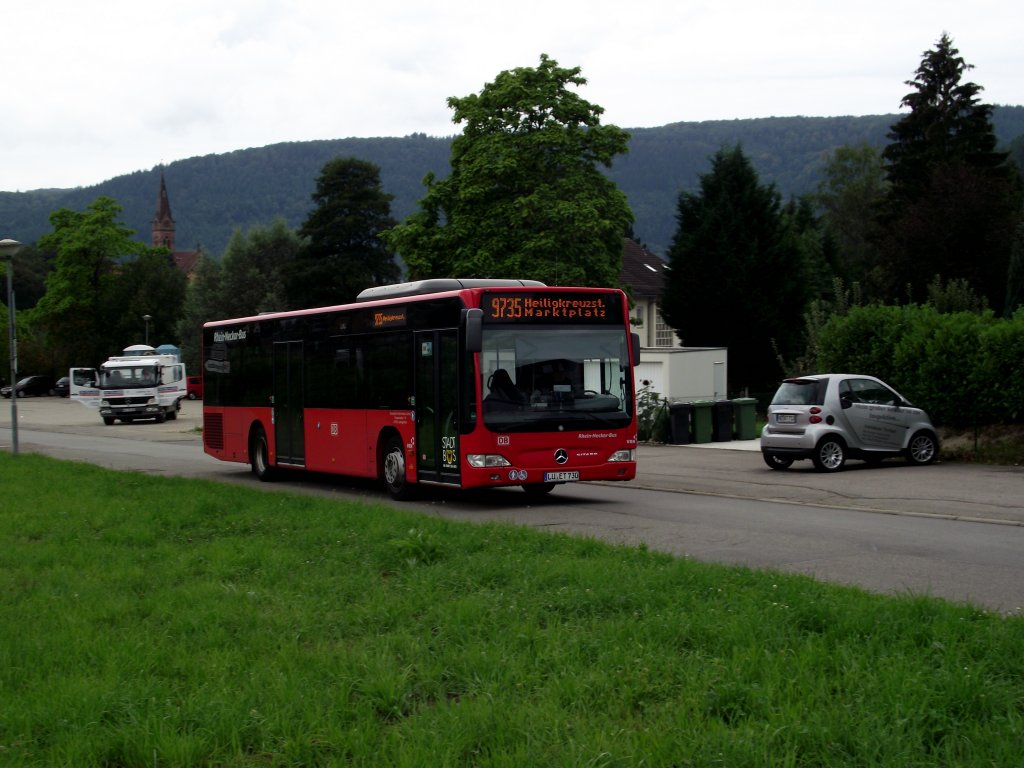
[
  {"xmin": 906, "ymin": 431, "xmax": 938, "ymax": 466},
  {"xmin": 763, "ymin": 453, "xmax": 793, "ymax": 470},
  {"xmin": 812, "ymin": 436, "xmax": 847, "ymax": 472}
]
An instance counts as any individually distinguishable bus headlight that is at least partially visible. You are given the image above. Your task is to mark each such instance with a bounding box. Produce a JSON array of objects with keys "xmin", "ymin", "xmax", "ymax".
[
  {"xmin": 608, "ymin": 449, "xmax": 636, "ymax": 462},
  {"xmin": 467, "ymin": 454, "xmax": 512, "ymax": 468}
]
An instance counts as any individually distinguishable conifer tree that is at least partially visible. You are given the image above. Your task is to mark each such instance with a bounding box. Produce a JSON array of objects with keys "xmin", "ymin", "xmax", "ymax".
[
  {"xmin": 661, "ymin": 146, "xmax": 809, "ymax": 393},
  {"xmin": 876, "ymin": 33, "xmax": 1022, "ymax": 313},
  {"xmin": 286, "ymin": 158, "xmax": 399, "ymax": 307}
]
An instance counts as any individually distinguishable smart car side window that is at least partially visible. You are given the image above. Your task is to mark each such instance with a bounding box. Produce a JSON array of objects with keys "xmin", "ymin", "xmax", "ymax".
[
  {"xmin": 838, "ymin": 380, "xmax": 857, "ymax": 408},
  {"xmin": 849, "ymin": 379, "xmax": 897, "ymax": 406}
]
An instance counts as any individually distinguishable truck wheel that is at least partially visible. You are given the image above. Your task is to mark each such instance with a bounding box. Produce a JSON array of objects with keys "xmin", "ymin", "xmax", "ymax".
[
  {"xmin": 155, "ymin": 411, "xmax": 166, "ymax": 423},
  {"xmin": 167, "ymin": 407, "xmax": 177, "ymax": 421},
  {"xmin": 102, "ymin": 416, "xmax": 115, "ymax": 426},
  {"xmin": 250, "ymin": 426, "xmax": 275, "ymax": 481}
]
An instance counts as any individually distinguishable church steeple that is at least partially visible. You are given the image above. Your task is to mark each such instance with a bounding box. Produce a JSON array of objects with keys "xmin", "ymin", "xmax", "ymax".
[{"xmin": 151, "ymin": 170, "xmax": 176, "ymax": 252}]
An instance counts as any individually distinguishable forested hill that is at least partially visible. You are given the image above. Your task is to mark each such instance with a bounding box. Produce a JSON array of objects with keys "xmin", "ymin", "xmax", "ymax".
[{"xmin": 3, "ymin": 107, "xmax": 1023, "ymax": 258}]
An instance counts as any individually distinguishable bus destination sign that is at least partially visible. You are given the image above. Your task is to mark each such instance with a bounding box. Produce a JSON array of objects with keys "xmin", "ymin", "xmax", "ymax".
[{"xmin": 482, "ymin": 292, "xmax": 619, "ymax": 323}]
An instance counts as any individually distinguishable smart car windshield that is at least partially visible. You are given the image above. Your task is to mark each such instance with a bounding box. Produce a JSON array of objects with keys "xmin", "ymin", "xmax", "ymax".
[{"xmin": 771, "ymin": 378, "xmax": 828, "ymax": 406}]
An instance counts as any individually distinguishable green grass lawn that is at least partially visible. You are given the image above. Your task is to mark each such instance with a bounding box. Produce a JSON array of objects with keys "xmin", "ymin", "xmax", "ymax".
[{"xmin": 2, "ymin": 452, "xmax": 1022, "ymax": 767}]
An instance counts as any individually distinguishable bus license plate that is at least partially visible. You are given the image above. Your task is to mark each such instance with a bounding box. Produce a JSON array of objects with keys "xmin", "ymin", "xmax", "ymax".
[{"xmin": 545, "ymin": 471, "xmax": 579, "ymax": 482}]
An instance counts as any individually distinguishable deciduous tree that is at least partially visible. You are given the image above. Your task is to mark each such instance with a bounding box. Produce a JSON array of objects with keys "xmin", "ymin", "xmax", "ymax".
[
  {"xmin": 34, "ymin": 197, "xmax": 156, "ymax": 365},
  {"xmin": 384, "ymin": 55, "xmax": 633, "ymax": 287},
  {"xmin": 814, "ymin": 143, "xmax": 887, "ymax": 292},
  {"xmin": 176, "ymin": 252, "xmax": 223, "ymax": 373},
  {"xmin": 221, "ymin": 218, "xmax": 300, "ymax": 316}
]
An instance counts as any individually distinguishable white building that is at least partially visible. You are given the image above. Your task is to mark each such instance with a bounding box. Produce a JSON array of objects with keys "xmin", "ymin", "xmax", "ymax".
[{"xmin": 620, "ymin": 238, "xmax": 728, "ymax": 402}]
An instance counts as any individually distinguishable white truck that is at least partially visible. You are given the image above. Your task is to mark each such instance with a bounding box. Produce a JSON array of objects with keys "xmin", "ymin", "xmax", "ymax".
[{"xmin": 70, "ymin": 344, "xmax": 187, "ymax": 425}]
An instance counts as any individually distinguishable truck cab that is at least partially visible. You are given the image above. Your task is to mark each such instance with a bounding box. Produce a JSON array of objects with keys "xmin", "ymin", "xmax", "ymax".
[{"xmin": 70, "ymin": 345, "xmax": 187, "ymax": 425}]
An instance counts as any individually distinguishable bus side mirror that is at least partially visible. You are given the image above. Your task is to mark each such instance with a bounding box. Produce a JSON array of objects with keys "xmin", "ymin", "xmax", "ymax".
[
  {"xmin": 465, "ymin": 308, "xmax": 483, "ymax": 353},
  {"xmin": 631, "ymin": 333, "xmax": 640, "ymax": 367}
]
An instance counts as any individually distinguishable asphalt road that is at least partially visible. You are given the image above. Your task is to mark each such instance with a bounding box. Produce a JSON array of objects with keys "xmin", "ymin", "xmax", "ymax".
[{"xmin": 4, "ymin": 396, "xmax": 1023, "ymax": 613}]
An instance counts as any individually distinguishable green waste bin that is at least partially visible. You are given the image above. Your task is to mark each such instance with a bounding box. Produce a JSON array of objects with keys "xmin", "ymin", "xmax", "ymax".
[
  {"xmin": 691, "ymin": 400, "xmax": 713, "ymax": 444},
  {"xmin": 732, "ymin": 397, "xmax": 758, "ymax": 440}
]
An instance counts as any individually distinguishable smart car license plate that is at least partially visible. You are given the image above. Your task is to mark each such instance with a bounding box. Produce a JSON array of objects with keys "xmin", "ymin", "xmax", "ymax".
[
  {"xmin": 544, "ymin": 471, "xmax": 579, "ymax": 482},
  {"xmin": 776, "ymin": 414, "xmax": 796, "ymax": 424}
]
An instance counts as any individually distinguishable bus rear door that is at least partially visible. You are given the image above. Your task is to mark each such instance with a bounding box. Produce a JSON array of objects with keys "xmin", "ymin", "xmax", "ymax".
[{"xmin": 273, "ymin": 340, "xmax": 305, "ymax": 467}]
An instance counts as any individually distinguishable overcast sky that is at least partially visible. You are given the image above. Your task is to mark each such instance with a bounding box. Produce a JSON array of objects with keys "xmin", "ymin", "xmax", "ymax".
[{"xmin": 2, "ymin": 0, "xmax": 1021, "ymax": 193}]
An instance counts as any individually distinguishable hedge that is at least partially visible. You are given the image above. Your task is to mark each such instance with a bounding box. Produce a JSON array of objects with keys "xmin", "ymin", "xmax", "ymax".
[{"xmin": 816, "ymin": 306, "xmax": 1024, "ymax": 427}]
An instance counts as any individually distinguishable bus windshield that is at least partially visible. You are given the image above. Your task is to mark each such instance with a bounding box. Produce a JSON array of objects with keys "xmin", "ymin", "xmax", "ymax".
[{"xmin": 480, "ymin": 325, "xmax": 634, "ymax": 432}]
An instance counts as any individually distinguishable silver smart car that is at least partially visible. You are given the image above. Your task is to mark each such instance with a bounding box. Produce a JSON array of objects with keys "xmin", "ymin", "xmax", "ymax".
[{"xmin": 760, "ymin": 374, "xmax": 939, "ymax": 472}]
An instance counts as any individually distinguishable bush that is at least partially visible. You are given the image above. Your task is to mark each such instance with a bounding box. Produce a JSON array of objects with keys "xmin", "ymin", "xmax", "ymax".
[
  {"xmin": 636, "ymin": 381, "xmax": 670, "ymax": 443},
  {"xmin": 817, "ymin": 305, "xmax": 907, "ymax": 382},
  {"xmin": 975, "ymin": 309, "xmax": 1024, "ymax": 422}
]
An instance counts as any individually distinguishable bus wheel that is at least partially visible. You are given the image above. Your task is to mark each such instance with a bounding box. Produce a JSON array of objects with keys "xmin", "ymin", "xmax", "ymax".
[
  {"xmin": 522, "ymin": 482, "xmax": 557, "ymax": 497},
  {"xmin": 250, "ymin": 426, "xmax": 275, "ymax": 482},
  {"xmin": 382, "ymin": 436, "xmax": 413, "ymax": 500}
]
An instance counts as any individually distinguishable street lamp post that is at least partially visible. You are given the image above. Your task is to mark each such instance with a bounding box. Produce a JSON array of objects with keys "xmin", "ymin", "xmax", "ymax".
[
  {"xmin": 1, "ymin": 238, "xmax": 23, "ymax": 455},
  {"xmin": 143, "ymin": 314, "xmax": 152, "ymax": 346}
]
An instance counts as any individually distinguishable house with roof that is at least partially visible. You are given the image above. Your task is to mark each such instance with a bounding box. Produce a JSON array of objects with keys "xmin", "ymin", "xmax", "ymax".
[{"xmin": 620, "ymin": 238, "xmax": 728, "ymax": 402}]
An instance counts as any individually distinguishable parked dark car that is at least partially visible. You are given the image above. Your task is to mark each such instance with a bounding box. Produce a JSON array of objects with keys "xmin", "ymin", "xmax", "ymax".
[
  {"xmin": 54, "ymin": 376, "xmax": 71, "ymax": 397},
  {"xmin": 187, "ymin": 375, "xmax": 203, "ymax": 400},
  {"xmin": 1, "ymin": 375, "xmax": 56, "ymax": 398}
]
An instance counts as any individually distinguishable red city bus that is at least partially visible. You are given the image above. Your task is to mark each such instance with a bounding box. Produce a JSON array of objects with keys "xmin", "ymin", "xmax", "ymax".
[{"xmin": 202, "ymin": 279, "xmax": 639, "ymax": 498}]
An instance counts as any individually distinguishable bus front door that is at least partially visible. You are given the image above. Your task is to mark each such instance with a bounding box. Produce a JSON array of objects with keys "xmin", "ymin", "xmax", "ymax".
[
  {"xmin": 273, "ymin": 340, "xmax": 305, "ymax": 467},
  {"xmin": 415, "ymin": 330, "xmax": 460, "ymax": 485}
]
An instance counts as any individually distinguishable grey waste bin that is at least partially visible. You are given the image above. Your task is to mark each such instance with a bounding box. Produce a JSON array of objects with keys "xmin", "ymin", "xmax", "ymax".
[
  {"xmin": 711, "ymin": 400, "xmax": 733, "ymax": 442},
  {"xmin": 691, "ymin": 400, "xmax": 713, "ymax": 443},
  {"xmin": 732, "ymin": 397, "xmax": 758, "ymax": 440},
  {"xmin": 669, "ymin": 402, "xmax": 693, "ymax": 444}
]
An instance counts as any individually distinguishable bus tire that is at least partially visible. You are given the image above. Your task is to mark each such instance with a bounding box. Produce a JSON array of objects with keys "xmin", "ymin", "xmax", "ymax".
[
  {"xmin": 382, "ymin": 435, "xmax": 413, "ymax": 500},
  {"xmin": 522, "ymin": 482, "xmax": 556, "ymax": 496},
  {"xmin": 250, "ymin": 426, "xmax": 275, "ymax": 482}
]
